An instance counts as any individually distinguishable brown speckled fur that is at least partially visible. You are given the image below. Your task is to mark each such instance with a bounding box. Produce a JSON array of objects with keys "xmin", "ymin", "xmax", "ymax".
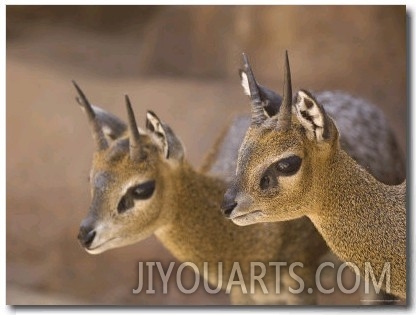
[
  {"xmin": 227, "ymin": 90, "xmax": 406, "ymax": 300},
  {"xmin": 79, "ymin": 105, "xmax": 327, "ymax": 305}
]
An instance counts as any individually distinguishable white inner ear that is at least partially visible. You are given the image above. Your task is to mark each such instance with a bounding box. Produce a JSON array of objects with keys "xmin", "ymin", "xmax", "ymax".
[
  {"xmin": 240, "ymin": 71, "xmax": 251, "ymax": 96},
  {"xmin": 137, "ymin": 127, "xmax": 146, "ymax": 134},
  {"xmin": 146, "ymin": 112, "xmax": 169, "ymax": 158},
  {"xmin": 102, "ymin": 125, "xmax": 114, "ymax": 138},
  {"xmin": 240, "ymin": 71, "xmax": 272, "ymax": 118},
  {"xmin": 295, "ymin": 91, "xmax": 325, "ymax": 142}
]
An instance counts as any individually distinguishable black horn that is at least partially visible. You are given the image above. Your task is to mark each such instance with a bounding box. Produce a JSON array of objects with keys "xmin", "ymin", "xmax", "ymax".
[
  {"xmin": 276, "ymin": 51, "xmax": 292, "ymax": 130},
  {"xmin": 242, "ymin": 53, "xmax": 267, "ymax": 125},
  {"xmin": 73, "ymin": 80, "xmax": 108, "ymax": 150},
  {"xmin": 125, "ymin": 95, "xmax": 145, "ymax": 161}
]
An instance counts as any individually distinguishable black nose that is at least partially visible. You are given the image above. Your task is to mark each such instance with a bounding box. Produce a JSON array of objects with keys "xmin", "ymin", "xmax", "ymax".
[
  {"xmin": 78, "ymin": 225, "xmax": 96, "ymax": 248},
  {"xmin": 221, "ymin": 197, "xmax": 238, "ymax": 217},
  {"xmin": 221, "ymin": 187, "xmax": 238, "ymax": 218}
]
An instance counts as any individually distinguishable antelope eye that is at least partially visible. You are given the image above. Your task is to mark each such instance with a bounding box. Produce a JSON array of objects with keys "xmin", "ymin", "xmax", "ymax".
[
  {"xmin": 117, "ymin": 180, "xmax": 156, "ymax": 214},
  {"xmin": 259, "ymin": 155, "xmax": 302, "ymax": 191},
  {"xmin": 117, "ymin": 195, "xmax": 134, "ymax": 214},
  {"xmin": 132, "ymin": 180, "xmax": 156, "ymax": 200},
  {"xmin": 260, "ymin": 175, "xmax": 271, "ymax": 190},
  {"xmin": 259, "ymin": 172, "xmax": 277, "ymax": 191},
  {"xmin": 276, "ymin": 156, "xmax": 302, "ymax": 175}
]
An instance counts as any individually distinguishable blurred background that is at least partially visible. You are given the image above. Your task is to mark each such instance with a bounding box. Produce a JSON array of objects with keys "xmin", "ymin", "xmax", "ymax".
[{"xmin": 6, "ymin": 5, "xmax": 406, "ymax": 305}]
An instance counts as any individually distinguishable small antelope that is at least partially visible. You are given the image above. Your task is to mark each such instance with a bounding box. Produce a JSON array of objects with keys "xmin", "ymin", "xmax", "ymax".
[
  {"xmin": 73, "ymin": 81, "xmax": 329, "ymax": 305},
  {"xmin": 221, "ymin": 53, "xmax": 406, "ymax": 299}
]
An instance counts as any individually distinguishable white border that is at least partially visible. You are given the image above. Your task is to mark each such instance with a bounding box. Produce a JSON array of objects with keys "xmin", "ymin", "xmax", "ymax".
[{"xmin": 2, "ymin": 1, "xmax": 414, "ymax": 315}]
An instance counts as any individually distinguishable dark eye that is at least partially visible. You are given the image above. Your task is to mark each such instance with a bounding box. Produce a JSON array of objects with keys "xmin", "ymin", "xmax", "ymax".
[
  {"xmin": 132, "ymin": 180, "xmax": 156, "ymax": 200},
  {"xmin": 276, "ymin": 156, "xmax": 302, "ymax": 175},
  {"xmin": 117, "ymin": 195, "xmax": 134, "ymax": 214},
  {"xmin": 260, "ymin": 175, "xmax": 271, "ymax": 190},
  {"xmin": 259, "ymin": 155, "xmax": 302, "ymax": 191},
  {"xmin": 117, "ymin": 180, "xmax": 156, "ymax": 214}
]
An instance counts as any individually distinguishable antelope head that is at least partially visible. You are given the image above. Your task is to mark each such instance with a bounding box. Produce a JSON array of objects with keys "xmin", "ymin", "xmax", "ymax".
[
  {"xmin": 221, "ymin": 52, "xmax": 340, "ymax": 225},
  {"xmin": 73, "ymin": 82, "xmax": 185, "ymax": 254}
]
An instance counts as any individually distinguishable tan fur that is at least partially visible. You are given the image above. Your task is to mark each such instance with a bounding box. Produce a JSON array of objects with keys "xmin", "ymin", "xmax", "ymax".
[
  {"xmin": 78, "ymin": 105, "xmax": 328, "ymax": 305},
  {"xmin": 227, "ymin": 92, "xmax": 406, "ymax": 299}
]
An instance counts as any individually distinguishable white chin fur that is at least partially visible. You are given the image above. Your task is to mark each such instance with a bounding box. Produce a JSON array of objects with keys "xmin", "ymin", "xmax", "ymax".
[
  {"xmin": 85, "ymin": 247, "xmax": 107, "ymax": 255},
  {"xmin": 231, "ymin": 211, "xmax": 263, "ymax": 226},
  {"xmin": 84, "ymin": 237, "xmax": 122, "ymax": 255},
  {"xmin": 231, "ymin": 217, "xmax": 253, "ymax": 226}
]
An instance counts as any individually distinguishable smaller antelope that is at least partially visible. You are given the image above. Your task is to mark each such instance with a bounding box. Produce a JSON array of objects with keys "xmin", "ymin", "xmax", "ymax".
[{"xmin": 221, "ymin": 52, "xmax": 406, "ymax": 299}]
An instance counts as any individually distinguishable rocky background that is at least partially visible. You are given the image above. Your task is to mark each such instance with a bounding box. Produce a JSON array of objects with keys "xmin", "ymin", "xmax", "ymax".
[{"xmin": 6, "ymin": 5, "xmax": 406, "ymax": 305}]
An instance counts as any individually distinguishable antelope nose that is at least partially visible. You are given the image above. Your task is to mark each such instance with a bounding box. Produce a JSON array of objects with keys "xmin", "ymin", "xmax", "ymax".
[
  {"xmin": 221, "ymin": 187, "xmax": 238, "ymax": 217},
  {"xmin": 221, "ymin": 198, "xmax": 238, "ymax": 218},
  {"xmin": 78, "ymin": 225, "xmax": 96, "ymax": 249}
]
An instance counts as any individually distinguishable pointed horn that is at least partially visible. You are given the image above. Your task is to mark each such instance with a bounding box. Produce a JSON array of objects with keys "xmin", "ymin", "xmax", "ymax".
[
  {"xmin": 276, "ymin": 51, "xmax": 292, "ymax": 130},
  {"xmin": 242, "ymin": 53, "xmax": 267, "ymax": 125},
  {"xmin": 125, "ymin": 95, "xmax": 145, "ymax": 161},
  {"xmin": 72, "ymin": 80, "xmax": 108, "ymax": 150}
]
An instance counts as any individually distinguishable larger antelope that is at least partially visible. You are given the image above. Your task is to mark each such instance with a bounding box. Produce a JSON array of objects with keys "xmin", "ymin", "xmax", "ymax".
[{"xmin": 221, "ymin": 52, "xmax": 406, "ymax": 300}]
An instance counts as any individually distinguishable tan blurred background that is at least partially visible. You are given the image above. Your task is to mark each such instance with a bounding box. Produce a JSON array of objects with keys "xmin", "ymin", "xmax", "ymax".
[{"xmin": 6, "ymin": 5, "xmax": 406, "ymax": 305}]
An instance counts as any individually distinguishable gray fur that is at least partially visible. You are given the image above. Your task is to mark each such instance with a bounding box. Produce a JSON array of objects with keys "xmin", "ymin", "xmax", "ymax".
[
  {"xmin": 209, "ymin": 115, "xmax": 251, "ymax": 182},
  {"xmin": 316, "ymin": 91, "xmax": 405, "ymax": 184},
  {"xmin": 93, "ymin": 105, "xmax": 127, "ymax": 140}
]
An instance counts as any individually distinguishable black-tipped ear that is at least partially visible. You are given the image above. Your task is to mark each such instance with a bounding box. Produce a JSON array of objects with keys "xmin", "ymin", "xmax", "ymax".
[
  {"xmin": 146, "ymin": 111, "xmax": 184, "ymax": 161},
  {"xmin": 293, "ymin": 90, "xmax": 337, "ymax": 142},
  {"xmin": 92, "ymin": 105, "xmax": 127, "ymax": 141},
  {"xmin": 239, "ymin": 69, "xmax": 282, "ymax": 118}
]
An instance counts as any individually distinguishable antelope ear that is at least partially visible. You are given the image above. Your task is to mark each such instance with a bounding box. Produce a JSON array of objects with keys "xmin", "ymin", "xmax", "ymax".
[
  {"xmin": 91, "ymin": 105, "xmax": 127, "ymax": 141},
  {"xmin": 239, "ymin": 69, "xmax": 283, "ymax": 118},
  {"xmin": 145, "ymin": 111, "xmax": 184, "ymax": 161},
  {"xmin": 293, "ymin": 90, "xmax": 338, "ymax": 142}
]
